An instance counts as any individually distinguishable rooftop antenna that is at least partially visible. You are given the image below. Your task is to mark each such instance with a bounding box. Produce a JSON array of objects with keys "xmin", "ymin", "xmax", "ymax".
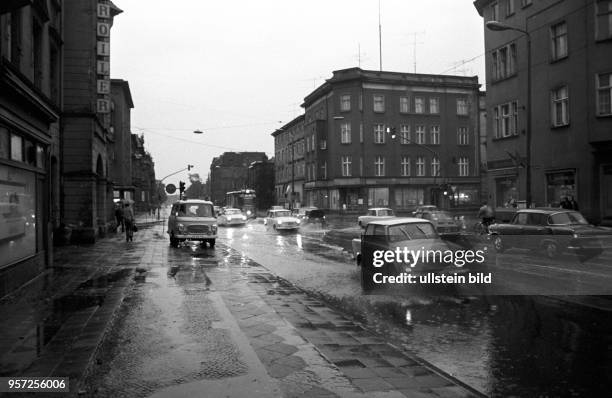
[
  {"xmin": 358, "ymin": 43, "xmax": 361, "ymax": 68},
  {"xmin": 378, "ymin": 0, "xmax": 382, "ymax": 71},
  {"xmin": 408, "ymin": 31, "xmax": 425, "ymax": 73}
]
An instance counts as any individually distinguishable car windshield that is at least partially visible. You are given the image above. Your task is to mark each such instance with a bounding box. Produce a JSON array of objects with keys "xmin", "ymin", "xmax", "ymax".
[
  {"xmin": 388, "ymin": 223, "xmax": 438, "ymax": 242},
  {"xmin": 378, "ymin": 209, "xmax": 393, "ymax": 216},
  {"xmin": 429, "ymin": 212, "xmax": 453, "ymax": 221},
  {"xmin": 274, "ymin": 210, "xmax": 291, "ymax": 217},
  {"xmin": 548, "ymin": 211, "xmax": 588, "ymax": 225},
  {"xmin": 178, "ymin": 204, "xmax": 213, "ymax": 217},
  {"xmin": 225, "ymin": 209, "xmax": 241, "ymax": 215}
]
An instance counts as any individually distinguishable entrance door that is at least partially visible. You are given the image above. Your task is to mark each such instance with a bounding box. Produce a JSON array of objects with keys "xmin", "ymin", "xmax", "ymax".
[{"xmin": 602, "ymin": 165, "xmax": 612, "ymax": 221}]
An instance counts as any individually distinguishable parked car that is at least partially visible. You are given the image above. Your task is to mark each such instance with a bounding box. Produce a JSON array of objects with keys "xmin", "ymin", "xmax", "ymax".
[
  {"xmin": 352, "ymin": 218, "xmax": 467, "ymax": 290},
  {"xmin": 217, "ymin": 208, "xmax": 247, "ymax": 226},
  {"xmin": 419, "ymin": 210, "xmax": 461, "ymax": 235},
  {"xmin": 412, "ymin": 205, "xmax": 438, "ymax": 218},
  {"xmin": 489, "ymin": 208, "xmax": 612, "ymax": 259},
  {"xmin": 167, "ymin": 199, "xmax": 217, "ymax": 248},
  {"xmin": 292, "ymin": 206, "xmax": 318, "ymax": 219},
  {"xmin": 358, "ymin": 208, "xmax": 395, "ymax": 228},
  {"xmin": 264, "ymin": 209, "xmax": 300, "ymax": 231}
]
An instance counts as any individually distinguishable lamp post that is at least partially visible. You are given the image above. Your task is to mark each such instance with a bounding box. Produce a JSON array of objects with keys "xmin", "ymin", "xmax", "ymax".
[{"xmin": 486, "ymin": 20, "xmax": 532, "ymax": 208}]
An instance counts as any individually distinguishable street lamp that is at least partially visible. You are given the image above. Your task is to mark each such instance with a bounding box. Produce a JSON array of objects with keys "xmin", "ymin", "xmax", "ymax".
[
  {"xmin": 486, "ymin": 20, "xmax": 532, "ymax": 208},
  {"xmin": 193, "ymin": 130, "xmax": 204, "ymax": 134}
]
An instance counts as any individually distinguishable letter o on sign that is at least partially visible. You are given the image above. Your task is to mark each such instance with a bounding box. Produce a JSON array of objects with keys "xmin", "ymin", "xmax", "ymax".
[{"xmin": 165, "ymin": 184, "xmax": 177, "ymax": 194}]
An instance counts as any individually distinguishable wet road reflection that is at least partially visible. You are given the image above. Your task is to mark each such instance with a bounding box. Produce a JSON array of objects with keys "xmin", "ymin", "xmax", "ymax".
[{"xmin": 217, "ymin": 220, "xmax": 612, "ymax": 397}]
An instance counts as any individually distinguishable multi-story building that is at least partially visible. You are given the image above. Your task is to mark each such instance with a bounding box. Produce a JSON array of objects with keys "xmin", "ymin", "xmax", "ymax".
[
  {"xmin": 248, "ymin": 159, "xmax": 275, "ymax": 211},
  {"xmin": 0, "ymin": 1, "xmax": 63, "ymax": 296},
  {"xmin": 61, "ymin": 0, "xmax": 121, "ymax": 242},
  {"xmin": 209, "ymin": 152, "xmax": 268, "ymax": 206},
  {"xmin": 131, "ymin": 134, "xmax": 156, "ymax": 213},
  {"xmin": 300, "ymin": 67, "xmax": 482, "ymax": 212},
  {"xmin": 271, "ymin": 115, "xmax": 305, "ymax": 207},
  {"xmin": 110, "ymin": 79, "xmax": 134, "ymax": 202},
  {"xmin": 474, "ymin": 0, "xmax": 612, "ymax": 224}
]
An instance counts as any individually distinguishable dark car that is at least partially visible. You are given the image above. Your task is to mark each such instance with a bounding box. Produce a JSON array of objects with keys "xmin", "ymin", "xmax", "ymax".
[
  {"xmin": 418, "ymin": 210, "xmax": 461, "ymax": 235},
  {"xmin": 303, "ymin": 209, "xmax": 326, "ymax": 225},
  {"xmin": 488, "ymin": 208, "xmax": 612, "ymax": 259}
]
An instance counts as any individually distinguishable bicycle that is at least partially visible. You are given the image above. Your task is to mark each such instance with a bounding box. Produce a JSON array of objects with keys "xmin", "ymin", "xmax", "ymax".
[{"xmin": 472, "ymin": 218, "xmax": 494, "ymax": 235}]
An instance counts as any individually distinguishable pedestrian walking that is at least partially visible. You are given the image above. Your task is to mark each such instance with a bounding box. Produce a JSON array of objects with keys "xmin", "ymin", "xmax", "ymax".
[
  {"xmin": 124, "ymin": 202, "xmax": 135, "ymax": 242},
  {"xmin": 568, "ymin": 195, "xmax": 579, "ymax": 211},
  {"xmin": 560, "ymin": 196, "xmax": 572, "ymax": 209},
  {"xmin": 115, "ymin": 204, "xmax": 124, "ymax": 232}
]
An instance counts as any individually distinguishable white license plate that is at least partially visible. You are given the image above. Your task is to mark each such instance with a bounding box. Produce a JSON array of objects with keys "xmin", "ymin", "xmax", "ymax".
[{"xmin": 188, "ymin": 234, "xmax": 209, "ymax": 238}]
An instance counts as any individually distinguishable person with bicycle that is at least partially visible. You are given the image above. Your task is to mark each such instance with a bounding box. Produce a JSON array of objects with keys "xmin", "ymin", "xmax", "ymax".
[
  {"xmin": 123, "ymin": 202, "xmax": 135, "ymax": 242},
  {"xmin": 477, "ymin": 201, "xmax": 494, "ymax": 233}
]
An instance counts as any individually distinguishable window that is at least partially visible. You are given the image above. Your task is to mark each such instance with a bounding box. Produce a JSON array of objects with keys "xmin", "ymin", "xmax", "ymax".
[
  {"xmin": 459, "ymin": 157, "xmax": 470, "ymax": 176},
  {"xmin": 374, "ymin": 156, "xmax": 385, "ymax": 176},
  {"xmin": 430, "ymin": 126, "xmax": 440, "ymax": 145},
  {"xmin": 374, "ymin": 124, "xmax": 385, "ymax": 143},
  {"xmin": 597, "ymin": 73, "xmax": 612, "ymax": 116},
  {"xmin": 415, "ymin": 125, "xmax": 425, "ymax": 144},
  {"xmin": 430, "ymin": 98, "xmax": 439, "ymax": 114},
  {"xmin": 321, "ymin": 162, "xmax": 327, "ymax": 179},
  {"xmin": 400, "ymin": 96, "xmax": 410, "ymax": 113},
  {"xmin": 340, "ymin": 123, "xmax": 351, "ymax": 144},
  {"xmin": 493, "ymin": 101, "xmax": 519, "ymax": 138},
  {"xmin": 457, "ymin": 127, "xmax": 469, "ymax": 145},
  {"xmin": 416, "ymin": 157, "xmax": 425, "ymax": 176},
  {"xmin": 521, "ymin": 0, "xmax": 532, "ymax": 7},
  {"xmin": 320, "ymin": 139, "xmax": 327, "ymax": 150},
  {"xmin": 373, "ymin": 94, "xmax": 385, "ymax": 112},
  {"xmin": 492, "ymin": 43, "xmax": 516, "ymax": 81},
  {"xmin": 400, "ymin": 125, "xmax": 410, "ymax": 144},
  {"xmin": 551, "ymin": 86, "xmax": 569, "ymax": 126},
  {"xmin": 551, "ymin": 22, "xmax": 568, "ymax": 60},
  {"xmin": 32, "ymin": 18, "xmax": 43, "ymax": 88},
  {"xmin": 401, "ymin": 156, "xmax": 410, "ymax": 176},
  {"xmin": 596, "ymin": 0, "xmax": 612, "ymax": 40},
  {"xmin": 415, "ymin": 97, "xmax": 424, "ymax": 113},
  {"xmin": 431, "ymin": 157, "xmax": 440, "ymax": 177},
  {"xmin": 506, "ymin": 0, "xmax": 515, "ymax": 16},
  {"xmin": 457, "ymin": 98, "xmax": 469, "ymax": 115},
  {"xmin": 10, "ymin": 134, "xmax": 23, "ymax": 161},
  {"xmin": 341, "ymin": 156, "xmax": 352, "ymax": 176},
  {"xmin": 9, "ymin": 10, "xmax": 22, "ymax": 66},
  {"xmin": 490, "ymin": 1, "xmax": 499, "ymax": 21},
  {"xmin": 340, "ymin": 94, "xmax": 351, "ymax": 111}
]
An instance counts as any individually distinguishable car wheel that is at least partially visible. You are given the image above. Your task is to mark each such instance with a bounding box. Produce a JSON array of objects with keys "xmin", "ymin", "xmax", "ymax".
[
  {"xmin": 170, "ymin": 234, "xmax": 178, "ymax": 248},
  {"xmin": 492, "ymin": 235, "xmax": 504, "ymax": 253},
  {"xmin": 544, "ymin": 241, "xmax": 558, "ymax": 259},
  {"xmin": 273, "ymin": 224, "xmax": 277, "ymax": 231},
  {"xmin": 361, "ymin": 264, "xmax": 374, "ymax": 292},
  {"xmin": 209, "ymin": 239, "xmax": 216, "ymax": 248}
]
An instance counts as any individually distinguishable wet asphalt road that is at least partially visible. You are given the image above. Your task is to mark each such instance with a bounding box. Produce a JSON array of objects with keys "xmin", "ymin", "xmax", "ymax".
[
  {"xmin": 79, "ymin": 217, "xmax": 612, "ymax": 397},
  {"xmin": 215, "ymin": 221, "xmax": 612, "ymax": 397}
]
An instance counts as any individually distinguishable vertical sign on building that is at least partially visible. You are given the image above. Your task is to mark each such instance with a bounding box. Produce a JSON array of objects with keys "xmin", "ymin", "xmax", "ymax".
[{"xmin": 96, "ymin": 1, "xmax": 111, "ymax": 119}]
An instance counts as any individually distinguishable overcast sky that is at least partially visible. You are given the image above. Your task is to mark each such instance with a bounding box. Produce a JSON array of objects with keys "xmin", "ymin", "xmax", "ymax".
[{"xmin": 110, "ymin": 0, "xmax": 485, "ymax": 185}]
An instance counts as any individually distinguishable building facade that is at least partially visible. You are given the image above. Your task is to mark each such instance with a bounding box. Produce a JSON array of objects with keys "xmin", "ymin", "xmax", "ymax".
[
  {"xmin": 110, "ymin": 79, "xmax": 134, "ymax": 201},
  {"xmin": 209, "ymin": 151, "xmax": 268, "ymax": 206},
  {"xmin": 272, "ymin": 115, "xmax": 305, "ymax": 208},
  {"xmin": 61, "ymin": 0, "xmax": 121, "ymax": 242},
  {"xmin": 300, "ymin": 67, "xmax": 482, "ymax": 213},
  {"xmin": 131, "ymin": 134, "xmax": 156, "ymax": 213},
  {"xmin": 474, "ymin": 0, "xmax": 612, "ymax": 224},
  {"xmin": 248, "ymin": 159, "xmax": 275, "ymax": 211},
  {"xmin": 0, "ymin": 0, "xmax": 63, "ymax": 296}
]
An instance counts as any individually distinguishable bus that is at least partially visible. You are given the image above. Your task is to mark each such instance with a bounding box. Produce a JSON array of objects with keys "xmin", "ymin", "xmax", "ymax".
[{"xmin": 225, "ymin": 189, "xmax": 256, "ymax": 218}]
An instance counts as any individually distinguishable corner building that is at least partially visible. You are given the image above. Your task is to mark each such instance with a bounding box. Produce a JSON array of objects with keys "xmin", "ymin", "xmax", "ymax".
[{"xmin": 301, "ymin": 68, "xmax": 482, "ymax": 212}]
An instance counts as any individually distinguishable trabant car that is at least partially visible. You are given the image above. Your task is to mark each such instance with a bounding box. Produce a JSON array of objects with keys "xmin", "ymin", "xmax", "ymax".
[
  {"xmin": 167, "ymin": 199, "xmax": 217, "ymax": 248},
  {"xmin": 357, "ymin": 208, "xmax": 395, "ymax": 228},
  {"xmin": 264, "ymin": 209, "xmax": 300, "ymax": 231},
  {"xmin": 218, "ymin": 208, "xmax": 247, "ymax": 226}
]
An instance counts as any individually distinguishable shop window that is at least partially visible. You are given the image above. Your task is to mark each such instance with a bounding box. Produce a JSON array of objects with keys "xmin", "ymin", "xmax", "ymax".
[
  {"xmin": 10, "ymin": 134, "xmax": 23, "ymax": 162},
  {"xmin": 546, "ymin": 170, "xmax": 576, "ymax": 207}
]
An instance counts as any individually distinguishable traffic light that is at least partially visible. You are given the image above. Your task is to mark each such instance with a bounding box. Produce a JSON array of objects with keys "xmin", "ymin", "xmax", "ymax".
[
  {"xmin": 187, "ymin": 164, "xmax": 193, "ymax": 171},
  {"xmin": 179, "ymin": 181, "xmax": 185, "ymax": 199}
]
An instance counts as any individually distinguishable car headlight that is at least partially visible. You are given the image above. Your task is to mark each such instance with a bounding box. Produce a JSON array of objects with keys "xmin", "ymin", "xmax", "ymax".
[
  {"xmin": 177, "ymin": 223, "xmax": 185, "ymax": 232},
  {"xmin": 278, "ymin": 220, "xmax": 283, "ymax": 224},
  {"xmin": 572, "ymin": 233, "xmax": 579, "ymax": 239},
  {"xmin": 296, "ymin": 219, "xmax": 301, "ymax": 224},
  {"xmin": 212, "ymin": 225, "xmax": 218, "ymax": 233},
  {"xmin": 246, "ymin": 210, "xmax": 252, "ymax": 216},
  {"xmin": 242, "ymin": 215, "xmax": 247, "ymax": 221}
]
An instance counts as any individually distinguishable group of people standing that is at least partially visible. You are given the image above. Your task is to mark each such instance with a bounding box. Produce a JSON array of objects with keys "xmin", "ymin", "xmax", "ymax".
[
  {"xmin": 114, "ymin": 201, "xmax": 135, "ymax": 236},
  {"xmin": 560, "ymin": 196, "xmax": 579, "ymax": 211}
]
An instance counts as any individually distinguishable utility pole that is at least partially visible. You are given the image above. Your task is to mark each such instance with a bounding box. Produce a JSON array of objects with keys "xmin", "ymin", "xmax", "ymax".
[
  {"xmin": 408, "ymin": 31, "xmax": 425, "ymax": 73},
  {"xmin": 378, "ymin": 0, "xmax": 382, "ymax": 71}
]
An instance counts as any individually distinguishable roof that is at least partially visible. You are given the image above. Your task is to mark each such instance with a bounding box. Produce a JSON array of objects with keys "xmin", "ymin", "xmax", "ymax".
[
  {"xmin": 368, "ymin": 207, "xmax": 393, "ymax": 211},
  {"xmin": 517, "ymin": 208, "xmax": 577, "ymax": 214},
  {"xmin": 367, "ymin": 217, "xmax": 432, "ymax": 226},
  {"xmin": 111, "ymin": 79, "xmax": 134, "ymax": 108},
  {"xmin": 172, "ymin": 199, "xmax": 213, "ymax": 205}
]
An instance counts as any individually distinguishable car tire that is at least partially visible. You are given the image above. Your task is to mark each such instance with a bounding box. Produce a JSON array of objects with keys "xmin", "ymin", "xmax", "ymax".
[
  {"xmin": 209, "ymin": 239, "xmax": 216, "ymax": 248},
  {"xmin": 544, "ymin": 241, "xmax": 558, "ymax": 259},
  {"xmin": 170, "ymin": 234, "xmax": 179, "ymax": 248},
  {"xmin": 361, "ymin": 264, "xmax": 374, "ymax": 292},
  {"xmin": 273, "ymin": 224, "xmax": 277, "ymax": 231},
  {"xmin": 492, "ymin": 235, "xmax": 504, "ymax": 253}
]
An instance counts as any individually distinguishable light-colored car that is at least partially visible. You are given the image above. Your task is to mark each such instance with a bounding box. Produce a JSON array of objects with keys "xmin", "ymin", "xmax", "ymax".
[
  {"xmin": 357, "ymin": 208, "xmax": 395, "ymax": 228},
  {"xmin": 218, "ymin": 208, "xmax": 247, "ymax": 226},
  {"xmin": 264, "ymin": 209, "xmax": 300, "ymax": 231},
  {"xmin": 167, "ymin": 199, "xmax": 217, "ymax": 248},
  {"xmin": 412, "ymin": 205, "xmax": 439, "ymax": 218}
]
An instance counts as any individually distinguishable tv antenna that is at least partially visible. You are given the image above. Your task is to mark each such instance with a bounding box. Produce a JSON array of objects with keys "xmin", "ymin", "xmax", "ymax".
[{"xmin": 407, "ymin": 31, "xmax": 425, "ymax": 73}]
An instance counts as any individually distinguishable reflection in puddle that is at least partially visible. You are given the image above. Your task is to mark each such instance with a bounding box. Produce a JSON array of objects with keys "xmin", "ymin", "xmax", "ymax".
[
  {"xmin": 296, "ymin": 234, "xmax": 303, "ymax": 249},
  {"xmin": 405, "ymin": 309, "xmax": 412, "ymax": 326}
]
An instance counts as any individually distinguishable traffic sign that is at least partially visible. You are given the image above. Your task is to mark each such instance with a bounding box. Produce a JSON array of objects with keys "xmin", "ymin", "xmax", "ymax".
[{"xmin": 165, "ymin": 184, "xmax": 177, "ymax": 194}]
